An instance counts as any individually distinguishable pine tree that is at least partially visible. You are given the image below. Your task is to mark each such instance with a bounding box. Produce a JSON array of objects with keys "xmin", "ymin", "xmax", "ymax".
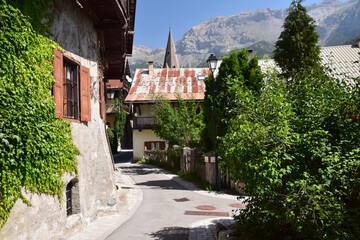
[{"xmin": 273, "ymin": 0, "xmax": 321, "ymax": 77}]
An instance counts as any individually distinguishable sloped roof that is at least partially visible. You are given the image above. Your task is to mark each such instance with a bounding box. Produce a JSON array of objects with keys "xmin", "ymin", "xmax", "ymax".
[
  {"xmin": 321, "ymin": 45, "xmax": 360, "ymax": 79},
  {"xmin": 258, "ymin": 45, "xmax": 360, "ymax": 79},
  {"xmin": 106, "ymin": 79, "xmax": 123, "ymax": 89},
  {"xmin": 125, "ymin": 68, "xmax": 211, "ymax": 103}
]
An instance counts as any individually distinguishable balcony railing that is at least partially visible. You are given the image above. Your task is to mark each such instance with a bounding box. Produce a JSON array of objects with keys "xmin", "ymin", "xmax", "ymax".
[{"xmin": 133, "ymin": 117, "xmax": 156, "ymax": 129}]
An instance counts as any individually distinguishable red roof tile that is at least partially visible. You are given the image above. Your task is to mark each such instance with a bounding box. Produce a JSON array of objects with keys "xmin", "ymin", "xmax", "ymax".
[{"xmin": 125, "ymin": 68, "xmax": 211, "ymax": 103}]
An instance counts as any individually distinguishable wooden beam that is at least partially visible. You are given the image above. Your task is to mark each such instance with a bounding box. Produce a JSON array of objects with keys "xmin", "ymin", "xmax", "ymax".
[
  {"xmin": 104, "ymin": 50, "xmax": 126, "ymax": 59},
  {"xmin": 76, "ymin": 0, "xmax": 101, "ymax": 24},
  {"xmin": 111, "ymin": 0, "xmax": 128, "ymax": 24},
  {"xmin": 95, "ymin": 23, "xmax": 128, "ymax": 31}
]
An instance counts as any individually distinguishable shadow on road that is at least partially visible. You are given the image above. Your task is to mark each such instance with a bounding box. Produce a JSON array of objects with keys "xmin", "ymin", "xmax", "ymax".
[
  {"xmin": 120, "ymin": 165, "xmax": 164, "ymax": 175},
  {"xmin": 135, "ymin": 179, "xmax": 187, "ymax": 190},
  {"xmin": 113, "ymin": 151, "xmax": 133, "ymax": 164},
  {"xmin": 148, "ymin": 226, "xmax": 189, "ymax": 240}
]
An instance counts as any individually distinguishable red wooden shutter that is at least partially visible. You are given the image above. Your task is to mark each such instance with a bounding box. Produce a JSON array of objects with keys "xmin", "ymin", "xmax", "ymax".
[
  {"xmin": 160, "ymin": 141, "xmax": 166, "ymax": 150},
  {"xmin": 53, "ymin": 49, "xmax": 63, "ymax": 118},
  {"xmin": 99, "ymin": 80, "xmax": 105, "ymax": 121},
  {"xmin": 80, "ymin": 65, "xmax": 91, "ymax": 122},
  {"xmin": 144, "ymin": 142, "xmax": 151, "ymax": 151}
]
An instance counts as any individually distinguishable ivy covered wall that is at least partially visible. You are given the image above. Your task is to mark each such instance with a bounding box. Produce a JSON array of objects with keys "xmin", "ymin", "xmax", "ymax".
[{"xmin": 0, "ymin": 0, "xmax": 78, "ymax": 229}]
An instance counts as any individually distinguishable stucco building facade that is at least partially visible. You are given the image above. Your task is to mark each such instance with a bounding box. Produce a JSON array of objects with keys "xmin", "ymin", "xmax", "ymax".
[{"xmin": 0, "ymin": 0, "xmax": 136, "ymax": 239}]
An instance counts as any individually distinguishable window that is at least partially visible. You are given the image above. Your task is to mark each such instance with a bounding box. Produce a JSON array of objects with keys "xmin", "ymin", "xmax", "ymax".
[
  {"xmin": 53, "ymin": 49, "xmax": 91, "ymax": 122},
  {"xmin": 144, "ymin": 141, "xmax": 165, "ymax": 151},
  {"xmin": 66, "ymin": 178, "xmax": 80, "ymax": 216},
  {"xmin": 63, "ymin": 59, "xmax": 79, "ymax": 119}
]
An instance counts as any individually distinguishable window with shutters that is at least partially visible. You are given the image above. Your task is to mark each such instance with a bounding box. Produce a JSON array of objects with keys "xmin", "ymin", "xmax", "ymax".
[
  {"xmin": 144, "ymin": 141, "xmax": 166, "ymax": 151},
  {"xmin": 53, "ymin": 49, "xmax": 91, "ymax": 122}
]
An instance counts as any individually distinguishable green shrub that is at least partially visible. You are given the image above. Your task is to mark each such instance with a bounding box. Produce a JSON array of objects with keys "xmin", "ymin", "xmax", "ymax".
[{"xmin": 221, "ymin": 70, "xmax": 360, "ymax": 239}]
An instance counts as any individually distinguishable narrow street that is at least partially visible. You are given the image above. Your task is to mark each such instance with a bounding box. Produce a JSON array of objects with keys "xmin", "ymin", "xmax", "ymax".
[{"xmin": 106, "ymin": 151, "xmax": 242, "ymax": 240}]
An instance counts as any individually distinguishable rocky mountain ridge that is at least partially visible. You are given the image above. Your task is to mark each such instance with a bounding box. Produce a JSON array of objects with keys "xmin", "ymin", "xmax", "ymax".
[{"xmin": 129, "ymin": 0, "xmax": 360, "ymax": 73}]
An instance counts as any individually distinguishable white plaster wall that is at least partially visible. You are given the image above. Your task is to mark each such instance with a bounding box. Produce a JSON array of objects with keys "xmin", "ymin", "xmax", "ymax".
[
  {"xmin": 0, "ymin": 0, "xmax": 117, "ymax": 239},
  {"xmin": 133, "ymin": 129, "xmax": 164, "ymax": 161}
]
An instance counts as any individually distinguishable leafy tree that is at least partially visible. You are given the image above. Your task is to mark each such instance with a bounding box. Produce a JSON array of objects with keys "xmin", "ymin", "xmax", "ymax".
[
  {"xmin": 218, "ymin": 2, "xmax": 360, "ymax": 238},
  {"xmin": 220, "ymin": 62, "xmax": 360, "ymax": 239},
  {"xmin": 202, "ymin": 49, "xmax": 263, "ymax": 152},
  {"xmin": 153, "ymin": 95, "xmax": 204, "ymax": 148},
  {"xmin": 273, "ymin": 0, "xmax": 321, "ymax": 78}
]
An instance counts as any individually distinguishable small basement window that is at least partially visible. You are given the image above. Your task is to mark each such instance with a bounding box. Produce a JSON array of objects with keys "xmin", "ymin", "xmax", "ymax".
[{"xmin": 66, "ymin": 178, "xmax": 80, "ymax": 216}]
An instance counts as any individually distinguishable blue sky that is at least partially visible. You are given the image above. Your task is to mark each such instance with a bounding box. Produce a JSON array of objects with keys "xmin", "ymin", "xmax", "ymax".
[{"xmin": 133, "ymin": 0, "xmax": 344, "ymax": 49}]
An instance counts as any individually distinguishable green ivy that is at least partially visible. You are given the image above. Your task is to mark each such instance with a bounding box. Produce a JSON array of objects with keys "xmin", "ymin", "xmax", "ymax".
[
  {"xmin": 108, "ymin": 99, "xmax": 126, "ymax": 153},
  {"xmin": 0, "ymin": 1, "xmax": 78, "ymax": 229}
]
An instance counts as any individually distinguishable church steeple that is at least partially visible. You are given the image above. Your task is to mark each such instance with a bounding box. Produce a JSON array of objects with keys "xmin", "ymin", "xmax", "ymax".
[{"xmin": 163, "ymin": 27, "xmax": 179, "ymax": 68}]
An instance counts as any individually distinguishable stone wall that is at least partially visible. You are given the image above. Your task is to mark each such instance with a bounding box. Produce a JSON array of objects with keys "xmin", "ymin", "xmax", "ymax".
[{"xmin": 0, "ymin": 0, "xmax": 119, "ymax": 239}]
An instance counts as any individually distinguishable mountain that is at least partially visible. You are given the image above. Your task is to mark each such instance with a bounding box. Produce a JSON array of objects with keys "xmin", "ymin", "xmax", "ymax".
[{"xmin": 129, "ymin": 0, "xmax": 360, "ymax": 74}]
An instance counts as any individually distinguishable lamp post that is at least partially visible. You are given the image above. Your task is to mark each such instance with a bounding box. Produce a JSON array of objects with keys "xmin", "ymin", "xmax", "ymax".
[{"xmin": 207, "ymin": 54, "xmax": 221, "ymax": 191}]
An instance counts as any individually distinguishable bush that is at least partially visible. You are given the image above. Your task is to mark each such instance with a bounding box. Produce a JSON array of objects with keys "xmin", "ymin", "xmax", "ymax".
[{"xmin": 220, "ymin": 70, "xmax": 360, "ymax": 239}]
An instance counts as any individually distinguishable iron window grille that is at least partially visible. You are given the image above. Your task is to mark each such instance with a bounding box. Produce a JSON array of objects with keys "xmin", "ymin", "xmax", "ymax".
[{"xmin": 63, "ymin": 58, "xmax": 79, "ymax": 119}]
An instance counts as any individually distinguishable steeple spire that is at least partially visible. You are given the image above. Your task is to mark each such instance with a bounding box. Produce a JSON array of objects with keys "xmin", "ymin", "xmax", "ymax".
[{"xmin": 163, "ymin": 27, "xmax": 179, "ymax": 68}]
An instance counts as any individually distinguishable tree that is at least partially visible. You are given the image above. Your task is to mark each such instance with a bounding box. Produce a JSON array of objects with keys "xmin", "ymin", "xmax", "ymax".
[
  {"xmin": 218, "ymin": 2, "xmax": 360, "ymax": 237},
  {"xmin": 202, "ymin": 49, "xmax": 263, "ymax": 152},
  {"xmin": 153, "ymin": 95, "xmax": 204, "ymax": 148},
  {"xmin": 221, "ymin": 67, "xmax": 360, "ymax": 239},
  {"xmin": 273, "ymin": 0, "xmax": 321, "ymax": 77}
]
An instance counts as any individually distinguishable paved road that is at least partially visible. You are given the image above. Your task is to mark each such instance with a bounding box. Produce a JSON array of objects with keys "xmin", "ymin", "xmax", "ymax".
[{"xmin": 107, "ymin": 152, "xmax": 242, "ymax": 240}]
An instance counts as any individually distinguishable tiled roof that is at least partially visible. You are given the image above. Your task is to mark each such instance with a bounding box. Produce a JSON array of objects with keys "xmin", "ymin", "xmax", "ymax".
[
  {"xmin": 106, "ymin": 79, "xmax": 123, "ymax": 89},
  {"xmin": 125, "ymin": 68, "xmax": 211, "ymax": 103},
  {"xmin": 258, "ymin": 45, "xmax": 360, "ymax": 79}
]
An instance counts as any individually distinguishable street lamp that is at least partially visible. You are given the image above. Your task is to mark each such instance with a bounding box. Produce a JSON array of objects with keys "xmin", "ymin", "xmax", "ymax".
[
  {"xmin": 106, "ymin": 90, "xmax": 115, "ymax": 99},
  {"xmin": 207, "ymin": 54, "xmax": 221, "ymax": 191}
]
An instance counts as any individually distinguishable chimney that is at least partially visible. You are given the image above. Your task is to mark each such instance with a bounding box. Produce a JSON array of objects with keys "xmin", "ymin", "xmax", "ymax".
[
  {"xmin": 148, "ymin": 61, "xmax": 154, "ymax": 75},
  {"xmin": 247, "ymin": 49, "xmax": 254, "ymax": 60},
  {"xmin": 356, "ymin": 38, "xmax": 360, "ymax": 48}
]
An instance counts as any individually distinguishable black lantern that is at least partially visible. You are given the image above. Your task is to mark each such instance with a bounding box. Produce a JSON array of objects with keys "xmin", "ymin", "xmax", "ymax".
[{"xmin": 207, "ymin": 54, "xmax": 218, "ymax": 73}]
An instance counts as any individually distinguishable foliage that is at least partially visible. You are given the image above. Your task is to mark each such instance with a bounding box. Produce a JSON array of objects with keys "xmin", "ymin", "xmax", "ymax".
[
  {"xmin": 106, "ymin": 127, "xmax": 115, "ymax": 152},
  {"xmin": 107, "ymin": 99, "xmax": 126, "ymax": 153},
  {"xmin": 224, "ymin": 3, "xmax": 360, "ymax": 236},
  {"xmin": 202, "ymin": 49, "xmax": 263, "ymax": 152},
  {"xmin": 136, "ymin": 156, "xmax": 147, "ymax": 164},
  {"xmin": 0, "ymin": 1, "xmax": 78, "ymax": 229},
  {"xmin": 220, "ymin": 66, "xmax": 360, "ymax": 238},
  {"xmin": 153, "ymin": 95, "xmax": 204, "ymax": 148},
  {"xmin": 176, "ymin": 170, "xmax": 213, "ymax": 191},
  {"xmin": 273, "ymin": 0, "xmax": 322, "ymax": 78},
  {"xmin": 7, "ymin": 0, "xmax": 55, "ymax": 35}
]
